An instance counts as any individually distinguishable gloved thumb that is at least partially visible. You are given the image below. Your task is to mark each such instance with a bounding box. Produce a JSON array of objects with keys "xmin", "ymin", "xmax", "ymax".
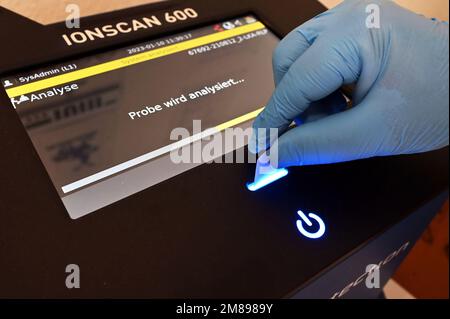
[{"xmin": 269, "ymin": 100, "xmax": 390, "ymax": 167}]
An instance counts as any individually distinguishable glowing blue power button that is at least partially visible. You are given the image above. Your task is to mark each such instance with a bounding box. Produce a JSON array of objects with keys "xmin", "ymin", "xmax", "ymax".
[{"xmin": 296, "ymin": 211, "xmax": 326, "ymax": 239}]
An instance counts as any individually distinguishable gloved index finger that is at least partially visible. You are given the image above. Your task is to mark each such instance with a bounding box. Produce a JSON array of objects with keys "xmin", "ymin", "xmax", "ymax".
[
  {"xmin": 273, "ymin": 27, "xmax": 311, "ymax": 85},
  {"xmin": 270, "ymin": 0, "xmax": 359, "ymax": 86},
  {"xmin": 254, "ymin": 38, "xmax": 360, "ymax": 134}
]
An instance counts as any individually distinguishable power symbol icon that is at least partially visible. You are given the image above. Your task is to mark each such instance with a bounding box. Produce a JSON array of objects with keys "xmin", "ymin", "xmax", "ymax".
[{"xmin": 296, "ymin": 211, "xmax": 326, "ymax": 239}]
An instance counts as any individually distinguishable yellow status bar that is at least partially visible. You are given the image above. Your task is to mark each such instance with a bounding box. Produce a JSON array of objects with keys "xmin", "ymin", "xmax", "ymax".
[
  {"xmin": 6, "ymin": 22, "xmax": 266, "ymax": 99},
  {"xmin": 216, "ymin": 108, "xmax": 263, "ymax": 132}
]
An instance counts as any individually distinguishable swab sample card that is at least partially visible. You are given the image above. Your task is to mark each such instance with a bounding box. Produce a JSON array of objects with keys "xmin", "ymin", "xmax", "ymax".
[{"xmin": 2, "ymin": 16, "xmax": 279, "ymax": 219}]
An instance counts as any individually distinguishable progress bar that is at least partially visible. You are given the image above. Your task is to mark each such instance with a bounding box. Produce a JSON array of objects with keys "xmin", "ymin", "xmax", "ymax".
[
  {"xmin": 6, "ymin": 22, "xmax": 266, "ymax": 99},
  {"xmin": 61, "ymin": 108, "xmax": 263, "ymax": 194}
]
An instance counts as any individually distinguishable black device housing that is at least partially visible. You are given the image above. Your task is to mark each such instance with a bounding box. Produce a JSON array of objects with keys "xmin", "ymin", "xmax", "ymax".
[{"xmin": 0, "ymin": 0, "xmax": 448, "ymax": 299}]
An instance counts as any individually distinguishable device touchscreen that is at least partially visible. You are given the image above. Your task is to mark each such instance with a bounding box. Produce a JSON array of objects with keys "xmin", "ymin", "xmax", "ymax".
[{"xmin": 2, "ymin": 16, "xmax": 279, "ymax": 219}]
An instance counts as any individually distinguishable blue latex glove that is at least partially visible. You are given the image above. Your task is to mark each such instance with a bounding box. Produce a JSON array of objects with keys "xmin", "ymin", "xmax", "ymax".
[{"xmin": 252, "ymin": 0, "xmax": 449, "ymax": 168}]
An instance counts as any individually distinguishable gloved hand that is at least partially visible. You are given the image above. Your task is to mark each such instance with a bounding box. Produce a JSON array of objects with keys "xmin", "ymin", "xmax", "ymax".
[{"xmin": 251, "ymin": 0, "xmax": 449, "ymax": 168}]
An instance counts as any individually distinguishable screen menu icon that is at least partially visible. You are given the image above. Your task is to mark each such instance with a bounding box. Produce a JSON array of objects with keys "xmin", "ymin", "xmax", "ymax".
[{"xmin": 3, "ymin": 80, "xmax": 13, "ymax": 87}]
